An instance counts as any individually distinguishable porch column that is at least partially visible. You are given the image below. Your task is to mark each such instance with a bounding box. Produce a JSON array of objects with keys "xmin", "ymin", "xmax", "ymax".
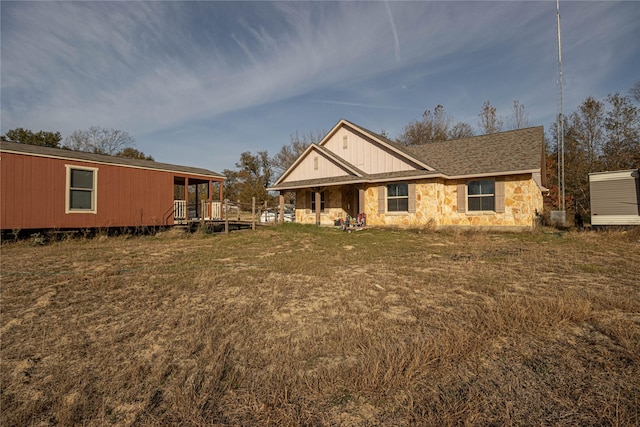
[
  {"xmin": 184, "ymin": 177, "xmax": 189, "ymax": 221},
  {"xmin": 219, "ymin": 179, "xmax": 224, "ymax": 201},
  {"xmin": 279, "ymin": 192, "xmax": 285, "ymax": 224},
  {"xmin": 359, "ymin": 188, "xmax": 365, "ymax": 214},
  {"xmin": 315, "ymin": 190, "xmax": 321, "ymax": 226},
  {"xmin": 194, "ymin": 182, "xmax": 200, "ymax": 218}
]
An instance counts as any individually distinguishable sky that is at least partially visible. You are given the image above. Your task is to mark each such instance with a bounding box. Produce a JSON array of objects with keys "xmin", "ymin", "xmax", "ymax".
[{"xmin": 1, "ymin": 1, "xmax": 639, "ymax": 174}]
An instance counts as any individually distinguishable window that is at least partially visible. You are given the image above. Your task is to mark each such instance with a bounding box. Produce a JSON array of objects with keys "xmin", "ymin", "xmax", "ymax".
[
  {"xmin": 467, "ymin": 179, "xmax": 494, "ymax": 211},
  {"xmin": 66, "ymin": 165, "xmax": 97, "ymax": 213},
  {"xmin": 311, "ymin": 191, "xmax": 325, "ymax": 212},
  {"xmin": 387, "ymin": 183, "xmax": 408, "ymax": 212}
]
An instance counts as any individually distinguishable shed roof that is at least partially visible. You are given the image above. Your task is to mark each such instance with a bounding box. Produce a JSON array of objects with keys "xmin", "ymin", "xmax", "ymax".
[{"xmin": 0, "ymin": 140, "xmax": 225, "ymax": 179}]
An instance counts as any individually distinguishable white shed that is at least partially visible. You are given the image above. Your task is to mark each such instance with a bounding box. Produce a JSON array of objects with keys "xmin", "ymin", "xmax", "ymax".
[{"xmin": 589, "ymin": 169, "xmax": 640, "ymax": 225}]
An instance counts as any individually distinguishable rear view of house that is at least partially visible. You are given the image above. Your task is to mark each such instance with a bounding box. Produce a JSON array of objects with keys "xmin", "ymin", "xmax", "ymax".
[
  {"xmin": 0, "ymin": 141, "xmax": 225, "ymax": 232},
  {"xmin": 589, "ymin": 169, "xmax": 640, "ymax": 226}
]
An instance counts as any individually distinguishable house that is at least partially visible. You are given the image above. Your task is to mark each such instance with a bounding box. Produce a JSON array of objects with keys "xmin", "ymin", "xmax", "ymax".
[
  {"xmin": 268, "ymin": 119, "xmax": 547, "ymax": 229},
  {"xmin": 589, "ymin": 169, "xmax": 640, "ymax": 226},
  {"xmin": 0, "ymin": 140, "xmax": 225, "ymax": 231}
]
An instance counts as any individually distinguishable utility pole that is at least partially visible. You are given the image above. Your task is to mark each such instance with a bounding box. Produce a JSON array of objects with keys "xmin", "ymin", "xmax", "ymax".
[{"xmin": 553, "ymin": 0, "xmax": 567, "ymax": 226}]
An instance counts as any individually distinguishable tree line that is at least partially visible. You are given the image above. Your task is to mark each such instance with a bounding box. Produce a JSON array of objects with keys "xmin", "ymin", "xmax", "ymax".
[
  {"xmin": 1, "ymin": 126, "xmax": 153, "ymax": 160},
  {"xmin": 546, "ymin": 86, "xmax": 640, "ymax": 214}
]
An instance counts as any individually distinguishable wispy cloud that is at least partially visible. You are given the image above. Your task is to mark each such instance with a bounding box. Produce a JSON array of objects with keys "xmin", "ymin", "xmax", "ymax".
[{"xmin": 1, "ymin": 0, "xmax": 638, "ymax": 170}]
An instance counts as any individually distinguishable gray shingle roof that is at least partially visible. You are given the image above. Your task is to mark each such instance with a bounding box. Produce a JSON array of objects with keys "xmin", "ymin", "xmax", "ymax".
[
  {"xmin": 404, "ymin": 126, "xmax": 544, "ymax": 176},
  {"xmin": 0, "ymin": 140, "xmax": 225, "ymax": 179}
]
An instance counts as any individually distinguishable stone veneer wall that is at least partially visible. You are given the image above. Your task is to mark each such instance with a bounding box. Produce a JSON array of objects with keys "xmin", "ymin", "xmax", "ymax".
[
  {"xmin": 364, "ymin": 174, "xmax": 543, "ymax": 228},
  {"xmin": 295, "ymin": 188, "xmax": 346, "ymax": 225},
  {"xmin": 294, "ymin": 174, "xmax": 543, "ymax": 228}
]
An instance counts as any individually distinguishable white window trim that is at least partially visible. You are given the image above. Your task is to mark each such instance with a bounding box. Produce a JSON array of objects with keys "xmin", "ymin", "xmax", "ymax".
[{"xmin": 65, "ymin": 165, "xmax": 98, "ymax": 214}]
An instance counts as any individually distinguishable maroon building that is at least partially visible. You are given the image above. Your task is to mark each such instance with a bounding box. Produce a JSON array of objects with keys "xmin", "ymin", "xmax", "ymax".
[{"xmin": 1, "ymin": 141, "xmax": 225, "ymax": 231}]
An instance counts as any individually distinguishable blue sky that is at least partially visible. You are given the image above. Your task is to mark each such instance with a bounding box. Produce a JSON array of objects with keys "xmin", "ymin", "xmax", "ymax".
[{"xmin": 1, "ymin": 1, "xmax": 638, "ymax": 173}]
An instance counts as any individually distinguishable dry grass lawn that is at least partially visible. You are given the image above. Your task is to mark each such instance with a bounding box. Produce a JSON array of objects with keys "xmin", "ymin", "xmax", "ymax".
[{"xmin": 1, "ymin": 224, "xmax": 639, "ymax": 426}]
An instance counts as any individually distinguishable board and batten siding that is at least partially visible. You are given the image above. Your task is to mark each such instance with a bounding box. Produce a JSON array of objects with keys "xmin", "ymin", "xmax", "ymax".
[
  {"xmin": 282, "ymin": 150, "xmax": 350, "ymax": 182},
  {"xmin": 589, "ymin": 169, "xmax": 640, "ymax": 225},
  {"xmin": 0, "ymin": 151, "xmax": 174, "ymax": 230},
  {"xmin": 323, "ymin": 127, "xmax": 417, "ymax": 175}
]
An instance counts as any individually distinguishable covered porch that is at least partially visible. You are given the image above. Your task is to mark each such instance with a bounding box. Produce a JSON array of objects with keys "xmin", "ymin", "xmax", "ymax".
[
  {"xmin": 173, "ymin": 175, "xmax": 224, "ymax": 224},
  {"xmin": 275, "ymin": 184, "xmax": 366, "ymax": 226}
]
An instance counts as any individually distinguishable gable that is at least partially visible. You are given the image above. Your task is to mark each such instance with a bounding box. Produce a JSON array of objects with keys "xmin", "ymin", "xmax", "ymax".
[
  {"xmin": 279, "ymin": 145, "xmax": 358, "ymax": 183},
  {"xmin": 321, "ymin": 123, "xmax": 421, "ymax": 175}
]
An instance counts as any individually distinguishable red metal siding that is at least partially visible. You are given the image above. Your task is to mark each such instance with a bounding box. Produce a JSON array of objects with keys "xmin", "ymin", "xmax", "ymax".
[{"xmin": 1, "ymin": 152, "xmax": 177, "ymax": 230}]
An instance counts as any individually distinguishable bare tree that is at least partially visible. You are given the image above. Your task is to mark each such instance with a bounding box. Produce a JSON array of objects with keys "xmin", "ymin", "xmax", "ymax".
[
  {"xmin": 398, "ymin": 105, "xmax": 454, "ymax": 145},
  {"xmin": 603, "ymin": 93, "xmax": 640, "ymax": 170},
  {"xmin": 509, "ymin": 99, "xmax": 530, "ymax": 130},
  {"xmin": 64, "ymin": 126, "xmax": 135, "ymax": 155},
  {"xmin": 478, "ymin": 100, "xmax": 503, "ymax": 134},
  {"xmin": 448, "ymin": 122, "xmax": 475, "ymax": 139},
  {"xmin": 630, "ymin": 80, "xmax": 640, "ymax": 103}
]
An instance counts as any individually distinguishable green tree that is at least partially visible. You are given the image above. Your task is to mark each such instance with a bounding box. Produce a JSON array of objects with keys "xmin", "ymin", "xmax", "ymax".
[
  {"xmin": 1, "ymin": 128, "xmax": 62, "ymax": 147},
  {"xmin": 115, "ymin": 147, "xmax": 154, "ymax": 161},
  {"xmin": 225, "ymin": 151, "xmax": 274, "ymax": 206}
]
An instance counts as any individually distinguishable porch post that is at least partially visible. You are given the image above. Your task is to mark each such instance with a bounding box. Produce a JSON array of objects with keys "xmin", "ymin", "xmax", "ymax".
[
  {"xmin": 195, "ymin": 182, "xmax": 199, "ymax": 219},
  {"xmin": 359, "ymin": 188, "xmax": 365, "ymax": 214},
  {"xmin": 219, "ymin": 179, "xmax": 224, "ymax": 201},
  {"xmin": 279, "ymin": 192, "xmax": 285, "ymax": 224},
  {"xmin": 184, "ymin": 177, "xmax": 189, "ymax": 221},
  {"xmin": 315, "ymin": 190, "xmax": 321, "ymax": 226}
]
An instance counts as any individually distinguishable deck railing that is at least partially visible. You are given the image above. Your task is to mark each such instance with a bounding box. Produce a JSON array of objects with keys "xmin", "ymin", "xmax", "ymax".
[
  {"xmin": 201, "ymin": 200, "xmax": 222, "ymax": 220},
  {"xmin": 174, "ymin": 200, "xmax": 187, "ymax": 222},
  {"xmin": 174, "ymin": 200, "xmax": 222, "ymax": 223}
]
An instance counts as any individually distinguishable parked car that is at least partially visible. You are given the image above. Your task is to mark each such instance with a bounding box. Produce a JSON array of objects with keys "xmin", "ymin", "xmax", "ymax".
[{"xmin": 260, "ymin": 208, "xmax": 294, "ymax": 223}]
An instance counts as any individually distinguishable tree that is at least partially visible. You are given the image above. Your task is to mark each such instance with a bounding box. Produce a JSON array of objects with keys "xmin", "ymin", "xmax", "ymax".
[
  {"xmin": 64, "ymin": 126, "xmax": 136, "ymax": 155},
  {"xmin": 603, "ymin": 93, "xmax": 640, "ymax": 170},
  {"xmin": 225, "ymin": 151, "xmax": 274, "ymax": 206},
  {"xmin": 478, "ymin": 100, "xmax": 503, "ymax": 134},
  {"xmin": 630, "ymin": 80, "xmax": 640, "ymax": 103},
  {"xmin": 1, "ymin": 128, "xmax": 62, "ymax": 147},
  {"xmin": 570, "ymin": 96, "xmax": 605, "ymax": 167},
  {"xmin": 115, "ymin": 147, "xmax": 154, "ymax": 161},
  {"xmin": 398, "ymin": 105, "xmax": 454, "ymax": 145},
  {"xmin": 271, "ymin": 130, "xmax": 323, "ymax": 177},
  {"xmin": 508, "ymin": 99, "xmax": 530, "ymax": 130},
  {"xmin": 448, "ymin": 122, "xmax": 475, "ymax": 139}
]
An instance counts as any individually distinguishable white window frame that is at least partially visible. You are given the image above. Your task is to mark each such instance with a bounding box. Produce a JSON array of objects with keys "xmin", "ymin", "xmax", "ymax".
[{"xmin": 65, "ymin": 165, "xmax": 98, "ymax": 214}]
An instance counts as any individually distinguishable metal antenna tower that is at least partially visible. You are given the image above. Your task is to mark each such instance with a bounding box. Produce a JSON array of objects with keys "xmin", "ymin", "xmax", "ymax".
[{"xmin": 556, "ymin": 0, "xmax": 566, "ymax": 220}]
